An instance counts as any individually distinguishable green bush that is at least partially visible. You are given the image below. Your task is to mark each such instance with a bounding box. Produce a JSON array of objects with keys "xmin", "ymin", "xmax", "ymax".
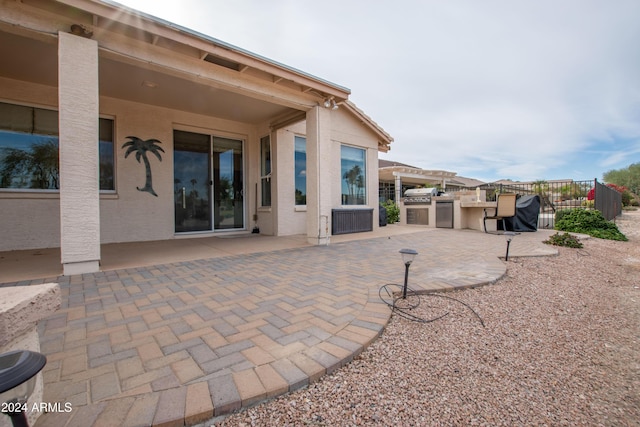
[
  {"xmin": 381, "ymin": 200, "xmax": 400, "ymax": 223},
  {"xmin": 543, "ymin": 232, "xmax": 583, "ymax": 248},
  {"xmin": 555, "ymin": 209, "xmax": 572, "ymax": 223},
  {"xmin": 555, "ymin": 209, "xmax": 627, "ymax": 241}
]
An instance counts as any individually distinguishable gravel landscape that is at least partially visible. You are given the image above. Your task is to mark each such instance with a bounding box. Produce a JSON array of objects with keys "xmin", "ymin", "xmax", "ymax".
[{"xmin": 217, "ymin": 211, "xmax": 640, "ymax": 426}]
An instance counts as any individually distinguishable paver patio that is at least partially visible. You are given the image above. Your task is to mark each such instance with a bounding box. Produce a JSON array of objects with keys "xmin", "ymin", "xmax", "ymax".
[{"xmin": 0, "ymin": 226, "xmax": 557, "ymax": 426}]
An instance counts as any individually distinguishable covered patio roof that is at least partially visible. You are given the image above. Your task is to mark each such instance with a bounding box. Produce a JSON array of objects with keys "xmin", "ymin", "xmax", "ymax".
[{"xmin": 0, "ymin": 0, "xmax": 345, "ymax": 124}]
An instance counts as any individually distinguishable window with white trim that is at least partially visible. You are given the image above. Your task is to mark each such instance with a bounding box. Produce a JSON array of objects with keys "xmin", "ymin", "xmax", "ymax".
[
  {"xmin": 294, "ymin": 136, "xmax": 306, "ymax": 205},
  {"xmin": 260, "ymin": 135, "xmax": 271, "ymax": 206},
  {"xmin": 340, "ymin": 145, "xmax": 366, "ymax": 205},
  {"xmin": 0, "ymin": 102, "xmax": 115, "ymax": 191}
]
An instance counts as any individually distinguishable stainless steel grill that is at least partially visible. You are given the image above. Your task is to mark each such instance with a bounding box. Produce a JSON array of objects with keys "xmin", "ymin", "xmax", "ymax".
[{"xmin": 403, "ymin": 188, "xmax": 438, "ymax": 205}]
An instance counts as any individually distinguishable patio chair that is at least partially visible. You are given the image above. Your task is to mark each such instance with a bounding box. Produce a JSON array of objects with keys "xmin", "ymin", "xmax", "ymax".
[{"xmin": 483, "ymin": 193, "xmax": 517, "ymax": 233}]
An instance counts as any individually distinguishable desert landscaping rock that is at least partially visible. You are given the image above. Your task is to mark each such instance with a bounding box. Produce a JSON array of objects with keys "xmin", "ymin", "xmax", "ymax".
[{"xmin": 217, "ymin": 211, "xmax": 640, "ymax": 426}]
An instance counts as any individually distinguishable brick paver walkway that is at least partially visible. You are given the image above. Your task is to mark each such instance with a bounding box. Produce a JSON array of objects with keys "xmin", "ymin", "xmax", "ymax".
[{"xmin": 1, "ymin": 228, "xmax": 556, "ymax": 426}]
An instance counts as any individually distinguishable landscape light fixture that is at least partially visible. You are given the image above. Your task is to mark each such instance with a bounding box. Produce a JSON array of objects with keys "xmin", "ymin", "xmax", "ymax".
[
  {"xmin": 504, "ymin": 231, "xmax": 517, "ymax": 261},
  {"xmin": 399, "ymin": 248, "xmax": 418, "ymax": 299},
  {"xmin": 0, "ymin": 350, "xmax": 47, "ymax": 427}
]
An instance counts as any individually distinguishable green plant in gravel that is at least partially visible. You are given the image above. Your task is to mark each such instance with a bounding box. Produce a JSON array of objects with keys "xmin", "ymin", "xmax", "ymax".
[
  {"xmin": 555, "ymin": 208, "xmax": 628, "ymax": 241},
  {"xmin": 381, "ymin": 200, "xmax": 400, "ymax": 223},
  {"xmin": 543, "ymin": 232, "xmax": 583, "ymax": 248}
]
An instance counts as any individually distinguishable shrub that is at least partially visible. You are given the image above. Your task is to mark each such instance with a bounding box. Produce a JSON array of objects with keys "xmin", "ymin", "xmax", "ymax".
[
  {"xmin": 555, "ymin": 209, "xmax": 572, "ymax": 223},
  {"xmin": 543, "ymin": 232, "xmax": 583, "ymax": 248},
  {"xmin": 555, "ymin": 208, "xmax": 627, "ymax": 241},
  {"xmin": 381, "ymin": 200, "xmax": 400, "ymax": 223}
]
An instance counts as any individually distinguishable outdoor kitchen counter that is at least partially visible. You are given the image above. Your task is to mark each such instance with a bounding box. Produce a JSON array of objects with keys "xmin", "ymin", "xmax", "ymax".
[{"xmin": 459, "ymin": 201, "xmax": 497, "ymax": 231}]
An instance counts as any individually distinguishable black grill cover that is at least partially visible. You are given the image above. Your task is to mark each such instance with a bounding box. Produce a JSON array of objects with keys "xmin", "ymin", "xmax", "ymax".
[
  {"xmin": 379, "ymin": 204, "xmax": 387, "ymax": 227},
  {"xmin": 503, "ymin": 195, "xmax": 540, "ymax": 232}
]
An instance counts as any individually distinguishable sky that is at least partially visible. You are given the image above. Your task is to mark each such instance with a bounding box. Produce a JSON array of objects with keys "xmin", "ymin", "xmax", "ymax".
[{"xmin": 117, "ymin": 0, "xmax": 640, "ymax": 183}]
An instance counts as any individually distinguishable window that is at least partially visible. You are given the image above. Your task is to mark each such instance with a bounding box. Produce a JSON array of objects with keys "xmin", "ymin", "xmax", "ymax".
[
  {"xmin": 260, "ymin": 135, "xmax": 271, "ymax": 206},
  {"xmin": 341, "ymin": 145, "xmax": 366, "ymax": 205},
  {"xmin": 99, "ymin": 118, "xmax": 115, "ymax": 191},
  {"xmin": 0, "ymin": 102, "xmax": 114, "ymax": 191},
  {"xmin": 294, "ymin": 136, "xmax": 306, "ymax": 205}
]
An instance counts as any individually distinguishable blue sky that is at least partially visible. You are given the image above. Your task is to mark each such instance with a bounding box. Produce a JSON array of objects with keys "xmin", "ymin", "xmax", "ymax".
[{"xmin": 117, "ymin": 0, "xmax": 640, "ymax": 183}]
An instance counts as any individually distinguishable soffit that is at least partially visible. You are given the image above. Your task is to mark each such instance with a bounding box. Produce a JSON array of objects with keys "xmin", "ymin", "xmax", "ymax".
[
  {"xmin": 1, "ymin": 0, "xmax": 354, "ymax": 123},
  {"xmin": 0, "ymin": 29, "xmax": 292, "ymax": 123}
]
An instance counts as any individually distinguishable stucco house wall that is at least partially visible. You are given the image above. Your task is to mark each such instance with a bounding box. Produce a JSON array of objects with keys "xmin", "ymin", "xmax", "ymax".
[
  {"xmin": 0, "ymin": 80, "xmax": 383, "ymax": 251},
  {"xmin": 0, "ymin": 80, "xmax": 262, "ymax": 250},
  {"xmin": 330, "ymin": 106, "xmax": 382, "ymax": 225},
  {"xmin": 98, "ymin": 95, "xmax": 260, "ymax": 245}
]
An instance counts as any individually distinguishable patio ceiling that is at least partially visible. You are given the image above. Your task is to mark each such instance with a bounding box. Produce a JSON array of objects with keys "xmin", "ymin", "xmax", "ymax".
[{"xmin": 0, "ymin": 29, "xmax": 294, "ymax": 124}]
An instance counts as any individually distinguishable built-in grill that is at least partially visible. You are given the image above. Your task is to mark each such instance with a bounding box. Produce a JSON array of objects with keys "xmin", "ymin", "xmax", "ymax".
[{"xmin": 403, "ymin": 188, "xmax": 438, "ymax": 205}]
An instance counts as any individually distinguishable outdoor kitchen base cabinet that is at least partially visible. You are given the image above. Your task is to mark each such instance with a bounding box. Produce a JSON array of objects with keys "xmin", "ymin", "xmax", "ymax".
[
  {"xmin": 332, "ymin": 209, "xmax": 373, "ymax": 235},
  {"xmin": 436, "ymin": 201, "xmax": 454, "ymax": 228},
  {"xmin": 406, "ymin": 208, "xmax": 429, "ymax": 225}
]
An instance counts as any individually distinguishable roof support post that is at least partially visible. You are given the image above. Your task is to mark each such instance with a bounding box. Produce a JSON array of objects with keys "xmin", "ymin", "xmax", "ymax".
[
  {"xmin": 58, "ymin": 32, "xmax": 101, "ymax": 275},
  {"xmin": 305, "ymin": 106, "xmax": 332, "ymax": 245},
  {"xmin": 394, "ymin": 173, "xmax": 402, "ymax": 206}
]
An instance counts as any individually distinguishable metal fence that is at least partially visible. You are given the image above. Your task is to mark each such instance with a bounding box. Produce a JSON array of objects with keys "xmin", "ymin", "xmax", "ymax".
[
  {"xmin": 481, "ymin": 179, "xmax": 621, "ymax": 229},
  {"xmin": 378, "ymin": 178, "xmax": 623, "ymax": 230},
  {"xmin": 594, "ymin": 179, "xmax": 623, "ymax": 221}
]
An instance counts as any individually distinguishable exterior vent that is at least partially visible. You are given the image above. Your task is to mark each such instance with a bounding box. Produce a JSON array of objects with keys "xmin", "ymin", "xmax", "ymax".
[
  {"xmin": 332, "ymin": 209, "xmax": 373, "ymax": 235},
  {"xmin": 203, "ymin": 54, "xmax": 241, "ymax": 71}
]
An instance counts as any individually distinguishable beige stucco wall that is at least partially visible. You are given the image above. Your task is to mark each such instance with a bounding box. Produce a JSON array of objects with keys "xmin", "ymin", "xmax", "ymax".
[
  {"xmin": 0, "ymin": 74, "xmax": 384, "ymax": 253},
  {"xmin": 330, "ymin": 107, "xmax": 381, "ymax": 228},
  {"xmin": 99, "ymin": 96, "xmax": 260, "ymax": 244},
  {"xmin": 273, "ymin": 108, "xmax": 383, "ymax": 237},
  {"xmin": 0, "ymin": 77, "xmax": 263, "ymax": 250}
]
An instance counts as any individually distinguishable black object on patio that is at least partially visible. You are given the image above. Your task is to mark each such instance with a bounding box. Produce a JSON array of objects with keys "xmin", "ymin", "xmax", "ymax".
[
  {"xmin": 379, "ymin": 204, "xmax": 387, "ymax": 227},
  {"xmin": 503, "ymin": 195, "xmax": 540, "ymax": 232}
]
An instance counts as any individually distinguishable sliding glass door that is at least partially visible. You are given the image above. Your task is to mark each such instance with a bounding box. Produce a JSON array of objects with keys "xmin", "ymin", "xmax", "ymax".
[
  {"xmin": 174, "ymin": 131, "xmax": 244, "ymax": 233},
  {"xmin": 213, "ymin": 137, "xmax": 244, "ymax": 230},
  {"xmin": 174, "ymin": 130, "xmax": 212, "ymax": 232}
]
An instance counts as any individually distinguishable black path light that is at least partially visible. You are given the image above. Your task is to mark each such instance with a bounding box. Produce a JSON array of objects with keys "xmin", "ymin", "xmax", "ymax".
[
  {"xmin": 378, "ymin": 248, "xmax": 485, "ymax": 326},
  {"xmin": 399, "ymin": 248, "xmax": 418, "ymax": 299},
  {"xmin": 504, "ymin": 231, "xmax": 517, "ymax": 261},
  {"xmin": 0, "ymin": 350, "xmax": 47, "ymax": 427}
]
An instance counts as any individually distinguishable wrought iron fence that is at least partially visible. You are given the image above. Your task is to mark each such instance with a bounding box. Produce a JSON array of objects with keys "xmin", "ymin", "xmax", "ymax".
[
  {"xmin": 378, "ymin": 178, "xmax": 623, "ymax": 230},
  {"xmin": 480, "ymin": 179, "xmax": 621, "ymax": 229}
]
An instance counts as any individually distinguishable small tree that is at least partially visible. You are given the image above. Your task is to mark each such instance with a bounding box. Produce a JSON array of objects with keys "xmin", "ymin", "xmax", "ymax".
[
  {"xmin": 605, "ymin": 183, "xmax": 633, "ymax": 207},
  {"xmin": 604, "ymin": 162, "xmax": 640, "ymax": 195}
]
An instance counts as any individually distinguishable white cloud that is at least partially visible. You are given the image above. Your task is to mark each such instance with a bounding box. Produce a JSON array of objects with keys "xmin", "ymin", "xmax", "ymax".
[{"xmin": 120, "ymin": 0, "xmax": 640, "ymax": 181}]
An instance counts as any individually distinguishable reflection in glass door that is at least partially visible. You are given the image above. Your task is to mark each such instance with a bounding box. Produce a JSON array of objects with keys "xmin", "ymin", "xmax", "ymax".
[
  {"xmin": 174, "ymin": 130, "xmax": 211, "ymax": 232},
  {"xmin": 213, "ymin": 137, "xmax": 244, "ymax": 230}
]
